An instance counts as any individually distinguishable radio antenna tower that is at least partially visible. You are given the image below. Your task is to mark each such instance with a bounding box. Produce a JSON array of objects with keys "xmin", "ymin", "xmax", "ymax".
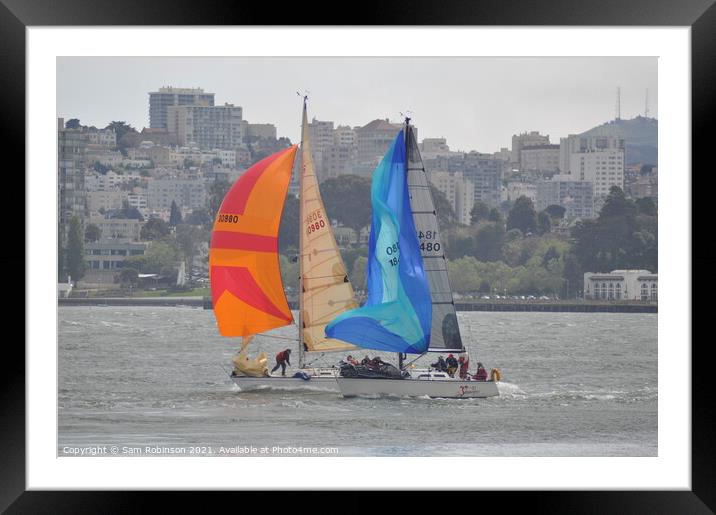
[
  {"xmin": 644, "ymin": 88, "xmax": 649, "ymax": 118},
  {"xmin": 615, "ymin": 87, "xmax": 621, "ymax": 121}
]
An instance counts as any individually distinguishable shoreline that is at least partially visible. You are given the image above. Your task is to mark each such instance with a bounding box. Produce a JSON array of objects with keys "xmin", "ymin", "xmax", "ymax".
[{"xmin": 59, "ymin": 297, "xmax": 657, "ymax": 313}]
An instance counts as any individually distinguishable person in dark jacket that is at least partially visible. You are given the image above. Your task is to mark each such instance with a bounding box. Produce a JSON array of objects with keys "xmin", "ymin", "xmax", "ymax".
[
  {"xmin": 361, "ymin": 355, "xmax": 371, "ymax": 366},
  {"xmin": 431, "ymin": 356, "xmax": 448, "ymax": 373},
  {"xmin": 446, "ymin": 354, "xmax": 459, "ymax": 377},
  {"xmin": 271, "ymin": 348, "xmax": 292, "ymax": 376}
]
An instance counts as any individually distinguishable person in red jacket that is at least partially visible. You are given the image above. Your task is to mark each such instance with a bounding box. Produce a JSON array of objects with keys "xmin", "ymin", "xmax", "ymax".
[
  {"xmin": 473, "ymin": 362, "xmax": 488, "ymax": 381},
  {"xmin": 458, "ymin": 356, "xmax": 470, "ymax": 379},
  {"xmin": 271, "ymin": 348, "xmax": 292, "ymax": 376}
]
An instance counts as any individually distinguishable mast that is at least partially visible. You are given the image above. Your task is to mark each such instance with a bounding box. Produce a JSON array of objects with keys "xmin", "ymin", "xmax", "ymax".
[{"xmin": 298, "ymin": 95, "xmax": 308, "ymax": 369}]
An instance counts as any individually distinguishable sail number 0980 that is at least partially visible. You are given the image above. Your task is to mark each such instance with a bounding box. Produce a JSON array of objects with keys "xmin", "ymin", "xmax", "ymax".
[{"xmin": 305, "ymin": 209, "xmax": 325, "ymax": 235}]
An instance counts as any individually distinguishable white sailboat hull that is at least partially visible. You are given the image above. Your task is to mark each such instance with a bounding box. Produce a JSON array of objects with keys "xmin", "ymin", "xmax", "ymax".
[
  {"xmin": 336, "ymin": 377, "xmax": 500, "ymax": 399},
  {"xmin": 230, "ymin": 368, "xmax": 339, "ymax": 392}
]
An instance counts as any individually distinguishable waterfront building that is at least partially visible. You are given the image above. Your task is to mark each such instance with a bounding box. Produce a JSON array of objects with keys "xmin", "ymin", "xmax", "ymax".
[
  {"xmin": 149, "ymin": 86, "xmax": 214, "ymax": 129},
  {"xmin": 583, "ymin": 269, "xmax": 657, "ymax": 301},
  {"xmin": 86, "ymin": 128, "xmax": 117, "ymax": 148}
]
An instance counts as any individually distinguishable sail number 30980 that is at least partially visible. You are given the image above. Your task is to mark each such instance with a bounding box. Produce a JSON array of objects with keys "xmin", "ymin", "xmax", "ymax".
[{"xmin": 305, "ymin": 209, "xmax": 325, "ymax": 235}]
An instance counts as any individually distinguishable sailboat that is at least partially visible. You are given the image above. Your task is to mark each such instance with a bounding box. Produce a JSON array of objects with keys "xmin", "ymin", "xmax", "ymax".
[
  {"xmin": 326, "ymin": 120, "xmax": 500, "ymax": 398},
  {"xmin": 210, "ymin": 99, "xmax": 357, "ymax": 391}
]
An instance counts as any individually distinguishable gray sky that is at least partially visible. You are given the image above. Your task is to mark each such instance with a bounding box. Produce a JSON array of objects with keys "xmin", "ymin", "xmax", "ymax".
[{"xmin": 57, "ymin": 57, "xmax": 657, "ymax": 153}]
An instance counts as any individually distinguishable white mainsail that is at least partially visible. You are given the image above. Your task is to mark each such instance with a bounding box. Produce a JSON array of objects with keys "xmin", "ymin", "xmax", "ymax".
[{"xmin": 298, "ymin": 100, "xmax": 357, "ymax": 360}]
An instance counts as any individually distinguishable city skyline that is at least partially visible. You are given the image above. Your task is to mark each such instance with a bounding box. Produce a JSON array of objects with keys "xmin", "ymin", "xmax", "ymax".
[{"xmin": 57, "ymin": 57, "xmax": 657, "ymax": 153}]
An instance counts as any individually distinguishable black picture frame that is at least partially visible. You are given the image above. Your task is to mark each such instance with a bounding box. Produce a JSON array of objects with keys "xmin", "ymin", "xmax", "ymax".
[{"xmin": 3, "ymin": 0, "xmax": 709, "ymax": 511}]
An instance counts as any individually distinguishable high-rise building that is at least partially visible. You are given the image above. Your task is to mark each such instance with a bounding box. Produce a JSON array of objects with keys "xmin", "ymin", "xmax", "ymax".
[
  {"xmin": 520, "ymin": 144, "xmax": 560, "ymax": 172},
  {"xmin": 511, "ymin": 131, "xmax": 550, "ymax": 164},
  {"xmin": 356, "ymin": 119, "xmax": 412, "ymax": 165},
  {"xmin": 462, "ymin": 151, "xmax": 503, "ymax": 208},
  {"xmin": 559, "ymin": 134, "xmax": 625, "ymax": 201},
  {"xmin": 167, "ymin": 103, "xmax": 243, "ymax": 150},
  {"xmin": 58, "ymin": 118, "xmax": 88, "ymax": 241},
  {"xmin": 149, "ymin": 87, "xmax": 214, "ymax": 129},
  {"xmin": 536, "ymin": 175, "xmax": 594, "ymax": 219},
  {"xmin": 429, "ymin": 171, "xmax": 475, "ymax": 225}
]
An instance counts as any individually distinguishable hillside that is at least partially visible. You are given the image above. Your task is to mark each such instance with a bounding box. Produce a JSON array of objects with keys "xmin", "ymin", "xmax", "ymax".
[{"xmin": 580, "ymin": 116, "xmax": 658, "ymax": 166}]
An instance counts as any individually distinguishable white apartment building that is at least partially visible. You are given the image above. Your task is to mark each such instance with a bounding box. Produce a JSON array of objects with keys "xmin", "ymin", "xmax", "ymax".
[
  {"xmin": 88, "ymin": 214, "xmax": 144, "ymax": 241},
  {"xmin": 559, "ymin": 134, "xmax": 625, "ymax": 200},
  {"xmin": 86, "ymin": 129, "xmax": 117, "ymax": 148},
  {"xmin": 85, "ymin": 170, "xmax": 136, "ymax": 191},
  {"xmin": 520, "ymin": 144, "xmax": 560, "ymax": 172},
  {"xmin": 428, "ymin": 171, "xmax": 475, "ymax": 226},
  {"xmin": 536, "ymin": 175, "xmax": 594, "ymax": 219},
  {"xmin": 583, "ymin": 270, "xmax": 657, "ymax": 301},
  {"xmin": 149, "ymin": 86, "xmax": 214, "ymax": 129},
  {"xmin": 503, "ymin": 179, "xmax": 538, "ymax": 203},
  {"xmin": 511, "ymin": 131, "xmax": 550, "ymax": 163},
  {"xmin": 167, "ymin": 103, "xmax": 243, "ymax": 150},
  {"xmin": 148, "ymin": 177, "xmax": 207, "ymax": 210},
  {"xmin": 86, "ymin": 190, "xmax": 125, "ymax": 213}
]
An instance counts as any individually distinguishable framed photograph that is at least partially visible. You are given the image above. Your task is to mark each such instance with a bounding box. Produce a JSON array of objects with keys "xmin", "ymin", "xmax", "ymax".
[{"xmin": 5, "ymin": 0, "xmax": 709, "ymax": 510}]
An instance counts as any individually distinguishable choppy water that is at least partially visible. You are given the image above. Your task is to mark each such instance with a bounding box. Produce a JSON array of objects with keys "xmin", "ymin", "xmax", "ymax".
[{"xmin": 58, "ymin": 307, "xmax": 657, "ymax": 456}]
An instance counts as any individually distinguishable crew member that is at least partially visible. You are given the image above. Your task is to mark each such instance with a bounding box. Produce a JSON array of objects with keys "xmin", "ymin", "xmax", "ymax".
[
  {"xmin": 446, "ymin": 354, "xmax": 459, "ymax": 377},
  {"xmin": 458, "ymin": 356, "xmax": 470, "ymax": 379},
  {"xmin": 473, "ymin": 362, "xmax": 488, "ymax": 381},
  {"xmin": 431, "ymin": 355, "xmax": 447, "ymax": 373},
  {"xmin": 271, "ymin": 348, "xmax": 292, "ymax": 377}
]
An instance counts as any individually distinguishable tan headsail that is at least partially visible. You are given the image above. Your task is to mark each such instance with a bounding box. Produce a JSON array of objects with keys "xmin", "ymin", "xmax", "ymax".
[{"xmin": 299, "ymin": 100, "xmax": 357, "ymax": 353}]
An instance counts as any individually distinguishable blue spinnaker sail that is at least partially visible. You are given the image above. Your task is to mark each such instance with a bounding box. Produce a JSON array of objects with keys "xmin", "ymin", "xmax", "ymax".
[{"xmin": 325, "ymin": 130, "xmax": 432, "ymax": 354}]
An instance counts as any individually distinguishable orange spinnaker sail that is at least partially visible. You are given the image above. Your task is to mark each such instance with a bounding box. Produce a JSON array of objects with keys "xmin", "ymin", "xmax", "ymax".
[{"xmin": 210, "ymin": 145, "xmax": 298, "ymax": 336}]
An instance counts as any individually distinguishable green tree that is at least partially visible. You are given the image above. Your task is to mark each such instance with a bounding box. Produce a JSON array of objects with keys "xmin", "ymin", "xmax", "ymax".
[
  {"xmin": 169, "ymin": 200, "xmax": 183, "ymax": 227},
  {"xmin": 487, "ymin": 208, "xmax": 504, "ymax": 224},
  {"xmin": 350, "ymin": 256, "xmax": 368, "ymax": 292},
  {"xmin": 635, "ymin": 197, "xmax": 657, "ymax": 216},
  {"xmin": 65, "ymin": 118, "xmax": 81, "ymax": 129},
  {"xmin": 140, "ymin": 217, "xmax": 170, "ymax": 241},
  {"xmin": 117, "ymin": 267, "xmax": 139, "ymax": 289},
  {"xmin": 428, "ymin": 183, "xmax": 457, "ymax": 228},
  {"xmin": 506, "ymin": 196, "xmax": 537, "ymax": 234},
  {"xmin": 185, "ymin": 208, "xmax": 211, "ymax": 227},
  {"xmin": 126, "ymin": 241, "xmax": 180, "ymax": 278},
  {"xmin": 470, "ymin": 201, "xmax": 490, "ymax": 225},
  {"xmin": 278, "ymin": 194, "xmax": 299, "ymax": 253},
  {"xmin": 106, "ymin": 121, "xmax": 134, "ymax": 143},
  {"xmin": 176, "ymin": 224, "xmax": 207, "ymax": 272},
  {"xmin": 208, "ymin": 179, "xmax": 231, "ymax": 222},
  {"xmin": 537, "ymin": 211, "xmax": 552, "ymax": 235},
  {"xmin": 66, "ymin": 216, "xmax": 86, "ymax": 282},
  {"xmin": 321, "ymin": 175, "xmax": 372, "ymax": 244},
  {"xmin": 84, "ymin": 223, "xmax": 101, "ymax": 243},
  {"xmin": 474, "ymin": 222, "xmax": 505, "ymax": 262},
  {"xmin": 545, "ymin": 204, "xmax": 566, "ymax": 220}
]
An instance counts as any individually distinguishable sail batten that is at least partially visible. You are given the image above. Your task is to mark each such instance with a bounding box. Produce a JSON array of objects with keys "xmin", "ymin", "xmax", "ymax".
[{"xmin": 405, "ymin": 125, "xmax": 466, "ymax": 353}]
